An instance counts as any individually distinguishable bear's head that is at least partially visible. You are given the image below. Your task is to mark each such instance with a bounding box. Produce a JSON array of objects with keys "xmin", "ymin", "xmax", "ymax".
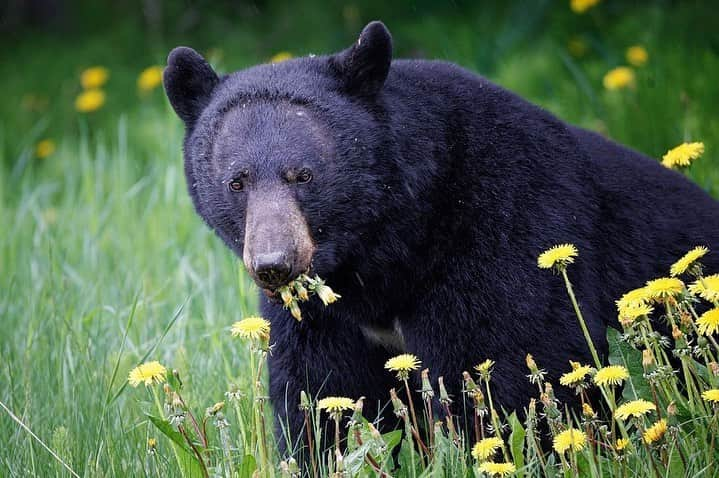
[{"xmin": 164, "ymin": 22, "xmax": 397, "ymax": 293}]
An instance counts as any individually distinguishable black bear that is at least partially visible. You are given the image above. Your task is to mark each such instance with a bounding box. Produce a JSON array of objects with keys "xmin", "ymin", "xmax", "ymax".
[{"xmin": 164, "ymin": 21, "xmax": 719, "ymax": 453}]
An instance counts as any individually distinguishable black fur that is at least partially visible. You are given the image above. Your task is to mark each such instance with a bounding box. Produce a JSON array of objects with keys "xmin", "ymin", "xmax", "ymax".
[{"xmin": 165, "ymin": 21, "xmax": 719, "ymax": 455}]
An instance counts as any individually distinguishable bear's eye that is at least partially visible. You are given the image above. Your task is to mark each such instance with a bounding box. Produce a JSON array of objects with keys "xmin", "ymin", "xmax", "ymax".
[
  {"xmin": 228, "ymin": 178, "xmax": 244, "ymax": 192},
  {"xmin": 296, "ymin": 168, "xmax": 313, "ymax": 184}
]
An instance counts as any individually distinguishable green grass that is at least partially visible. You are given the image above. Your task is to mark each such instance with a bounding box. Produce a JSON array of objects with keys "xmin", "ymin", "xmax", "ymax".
[{"xmin": 1, "ymin": 1, "xmax": 718, "ymax": 476}]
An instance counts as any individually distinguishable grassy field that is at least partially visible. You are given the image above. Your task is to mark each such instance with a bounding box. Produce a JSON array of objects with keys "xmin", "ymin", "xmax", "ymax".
[{"xmin": 1, "ymin": 1, "xmax": 718, "ymax": 476}]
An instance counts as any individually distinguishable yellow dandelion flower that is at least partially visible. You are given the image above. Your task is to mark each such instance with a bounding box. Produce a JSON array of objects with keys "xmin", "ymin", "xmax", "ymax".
[
  {"xmin": 615, "ymin": 438, "xmax": 630, "ymax": 451},
  {"xmin": 385, "ymin": 354, "xmax": 421, "ymax": 380},
  {"xmin": 616, "ymin": 286, "xmax": 652, "ymax": 315},
  {"xmin": 645, "ymin": 277, "xmax": 684, "ymax": 301},
  {"xmin": 477, "ymin": 462, "xmax": 516, "ymax": 476},
  {"xmin": 231, "ymin": 316, "xmax": 271, "ymax": 341},
  {"xmin": 559, "ymin": 361, "xmax": 593, "ymax": 386},
  {"xmin": 317, "ymin": 396, "xmax": 355, "ymax": 413},
  {"xmin": 594, "ymin": 365, "xmax": 629, "ymax": 387},
  {"xmin": 537, "ymin": 244, "xmax": 578, "ymax": 270},
  {"xmin": 670, "ymin": 246, "xmax": 709, "ymax": 276},
  {"xmin": 138, "ymin": 65, "xmax": 164, "ymax": 93},
  {"xmin": 472, "ymin": 437, "xmax": 504, "ymax": 461},
  {"xmin": 35, "ymin": 139, "xmax": 56, "ymax": 159},
  {"xmin": 75, "ymin": 89, "xmax": 105, "ymax": 113},
  {"xmin": 148, "ymin": 437, "xmax": 157, "ymax": 449},
  {"xmin": 603, "ymin": 66, "xmax": 635, "ymax": 91},
  {"xmin": 270, "ymin": 51, "xmax": 293, "ymax": 63},
  {"xmin": 474, "ymin": 359, "xmax": 496, "ymax": 375},
  {"xmin": 689, "ymin": 274, "xmax": 719, "ymax": 302},
  {"xmin": 582, "ymin": 403, "xmax": 595, "ymax": 418},
  {"xmin": 696, "ymin": 308, "xmax": 719, "ymax": 336},
  {"xmin": 553, "ymin": 428, "xmax": 587, "ymax": 454},
  {"xmin": 701, "ymin": 389, "xmax": 719, "ymax": 403},
  {"xmin": 80, "ymin": 66, "xmax": 109, "ymax": 89},
  {"xmin": 570, "ymin": 0, "xmax": 600, "ymax": 14},
  {"xmin": 661, "ymin": 142, "xmax": 705, "ymax": 169},
  {"xmin": 643, "ymin": 419, "xmax": 667, "ymax": 444},
  {"xmin": 128, "ymin": 361, "xmax": 167, "ymax": 387},
  {"xmin": 626, "ymin": 46, "xmax": 648, "ymax": 67},
  {"xmin": 618, "ymin": 302, "xmax": 654, "ymax": 324},
  {"xmin": 615, "ymin": 399, "xmax": 656, "ymax": 420}
]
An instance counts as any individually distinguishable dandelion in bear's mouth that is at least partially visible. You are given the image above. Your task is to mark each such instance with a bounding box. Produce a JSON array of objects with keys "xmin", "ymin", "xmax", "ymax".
[
  {"xmin": 477, "ymin": 461, "xmax": 516, "ymax": 476},
  {"xmin": 230, "ymin": 316, "xmax": 271, "ymax": 341},
  {"xmin": 384, "ymin": 354, "xmax": 421, "ymax": 380},
  {"xmin": 643, "ymin": 419, "xmax": 667, "ymax": 444},
  {"xmin": 537, "ymin": 244, "xmax": 578, "ymax": 271},
  {"xmin": 593, "ymin": 365, "xmax": 629, "ymax": 387},
  {"xmin": 644, "ymin": 277, "xmax": 684, "ymax": 302},
  {"xmin": 128, "ymin": 361, "xmax": 167, "ymax": 387},
  {"xmin": 661, "ymin": 142, "xmax": 704, "ymax": 169},
  {"xmin": 471, "ymin": 436, "xmax": 504, "ymax": 461},
  {"xmin": 559, "ymin": 361, "xmax": 593, "ymax": 387},
  {"xmin": 696, "ymin": 308, "xmax": 719, "ymax": 336},
  {"xmin": 689, "ymin": 274, "xmax": 719, "ymax": 302},
  {"xmin": 670, "ymin": 246, "xmax": 708, "ymax": 277},
  {"xmin": 553, "ymin": 428, "xmax": 587, "ymax": 453},
  {"xmin": 614, "ymin": 399, "xmax": 656, "ymax": 420}
]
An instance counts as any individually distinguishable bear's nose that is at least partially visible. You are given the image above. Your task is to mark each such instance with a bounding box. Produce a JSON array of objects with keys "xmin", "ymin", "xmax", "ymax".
[{"xmin": 253, "ymin": 252, "xmax": 292, "ymax": 288}]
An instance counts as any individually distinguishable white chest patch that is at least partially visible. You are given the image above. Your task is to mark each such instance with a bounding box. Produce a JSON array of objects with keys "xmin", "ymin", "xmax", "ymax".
[{"xmin": 359, "ymin": 319, "xmax": 406, "ymax": 352}]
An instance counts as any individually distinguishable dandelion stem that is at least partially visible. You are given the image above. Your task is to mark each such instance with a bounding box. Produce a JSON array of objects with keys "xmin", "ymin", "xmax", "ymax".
[
  {"xmin": 403, "ymin": 378, "xmax": 427, "ymax": 466},
  {"xmin": 562, "ymin": 269, "xmax": 602, "ymax": 368}
]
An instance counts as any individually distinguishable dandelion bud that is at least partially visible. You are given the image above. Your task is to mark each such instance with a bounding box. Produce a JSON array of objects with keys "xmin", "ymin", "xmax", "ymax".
[
  {"xmin": 293, "ymin": 281, "xmax": 309, "ymax": 301},
  {"xmin": 582, "ymin": 403, "xmax": 595, "ymax": 418},
  {"xmin": 289, "ymin": 300, "xmax": 302, "ymax": 321},
  {"xmin": 147, "ymin": 437, "xmax": 157, "ymax": 452},
  {"xmin": 316, "ymin": 284, "xmax": 340, "ymax": 306},
  {"xmin": 642, "ymin": 349, "xmax": 655, "ymax": 367},
  {"xmin": 421, "ymin": 369, "xmax": 435, "ymax": 400},
  {"xmin": 279, "ymin": 461, "xmax": 291, "ymax": 478},
  {"xmin": 288, "ymin": 458, "xmax": 299, "ymax": 475},
  {"xmin": 463, "ymin": 371, "xmax": 478, "ymax": 392},
  {"xmin": 280, "ymin": 287, "xmax": 294, "ymax": 306},
  {"xmin": 672, "ymin": 325, "xmax": 683, "ymax": 340},
  {"xmin": 350, "ymin": 397, "xmax": 365, "ymax": 426},
  {"xmin": 544, "ymin": 382, "xmax": 556, "ymax": 401},
  {"xmin": 299, "ymin": 390, "xmax": 311, "ymax": 411},
  {"xmin": 368, "ymin": 422, "xmax": 382, "ymax": 441},
  {"xmin": 697, "ymin": 336, "xmax": 708, "ymax": 347},
  {"xmin": 335, "ymin": 448, "xmax": 345, "ymax": 472},
  {"xmin": 206, "ymin": 401, "xmax": 225, "ymax": 417},
  {"xmin": 526, "ymin": 354, "xmax": 538, "ymax": 373},
  {"xmin": 390, "ymin": 388, "xmax": 407, "ymax": 418},
  {"xmin": 709, "ymin": 362, "xmax": 719, "ymax": 376},
  {"xmin": 438, "ymin": 376, "xmax": 452, "ymax": 405}
]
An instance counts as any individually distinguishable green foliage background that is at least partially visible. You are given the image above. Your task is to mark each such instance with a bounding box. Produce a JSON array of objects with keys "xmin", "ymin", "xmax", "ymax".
[{"xmin": 1, "ymin": 1, "xmax": 717, "ymax": 476}]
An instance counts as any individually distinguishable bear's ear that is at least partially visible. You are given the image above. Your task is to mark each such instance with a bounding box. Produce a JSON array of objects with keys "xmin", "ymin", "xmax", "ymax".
[
  {"xmin": 332, "ymin": 21, "xmax": 393, "ymax": 97},
  {"xmin": 163, "ymin": 47, "xmax": 219, "ymax": 126}
]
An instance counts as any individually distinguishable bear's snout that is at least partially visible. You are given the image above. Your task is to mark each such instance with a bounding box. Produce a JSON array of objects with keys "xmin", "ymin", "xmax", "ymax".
[
  {"xmin": 242, "ymin": 189, "xmax": 315, "ymax": 291},
  {"xmin": 253, "ymin": 252, "xmax": 292, "ymax": 288}
]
